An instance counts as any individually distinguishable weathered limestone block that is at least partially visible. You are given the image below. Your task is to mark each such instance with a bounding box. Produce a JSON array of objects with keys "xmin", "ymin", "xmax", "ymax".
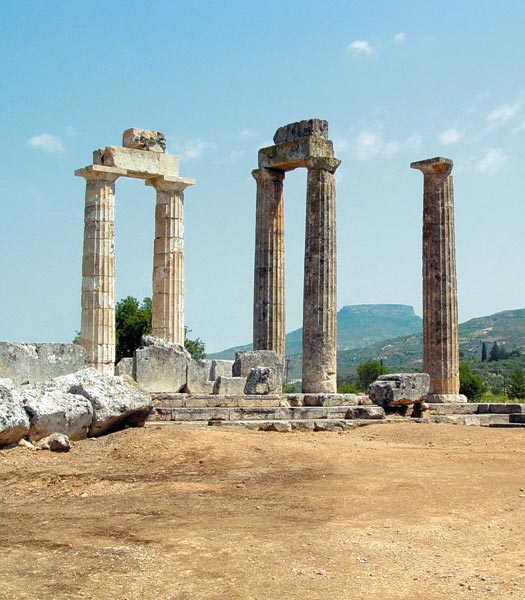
[
  {"xmin": 244, "ymin": 367, "xmax": 280, "ymax": 395},
  {"xmin": 233, "ymin": 350, "xmax": 283, "ymax": 379},
  {"xmin": 187, "ymin": 360, "xmax": 214, "ymax": 394},
  {"xmin": 259, "ymin": 138, "xmax": 335, "ymax": 171},
  {"xmin": 210, "ymin": 360, "xmax": 233, "ymax": 380},
  {"xmin": 0, "ymin": 378, "xmax": 14, "ymax": 389},
  {"xmin": 212, "ymin": 377, "xmax": 246, "ymax": 395},
  {"xmin": 17, "ymin": 388, "xmax": 93, "ymax": 441},
  {"xmin": 133, "ymin": 336, "xmax": 190, "ymax": 393},
  {"xmin": 0, "ymin": 342, "xmax": 86, "ymax": 386},
  {"xmin": 61, "ymin": 368, "xmax": 152, "ymax": 436},
  {"xmin": 93, "ymin": 146, "xmax": 179, "ymax": 179},
  {"xmin": 115, "ymin": 358, "xmax": 133, "ymax": 377},
  {"xmin": 122, "ymin": 128, "xmax": 166, "ymax": 153},
  {"xmin": 0, "ymin": 386, "xmax": 30, "ymax": 446},
  {"xmin": 273, "ymin": 119, "xmax": 329, "ymax": 144},
  {"xmin": 345, "ymin": 406, "xmax": 385, "ymax": 420},
  {"xmin": 369, "ymin": 373, "xmax": 431, "ymax": 408},
  {"xmin": 426, "ymin": 393, "xmax": 467, "ymax": 404}
]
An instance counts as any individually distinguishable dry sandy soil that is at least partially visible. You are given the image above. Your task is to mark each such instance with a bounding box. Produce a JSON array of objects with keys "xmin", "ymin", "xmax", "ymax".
[{"xmin": 0, "ymin": 422, "xmax": 524, "ymax": 600}]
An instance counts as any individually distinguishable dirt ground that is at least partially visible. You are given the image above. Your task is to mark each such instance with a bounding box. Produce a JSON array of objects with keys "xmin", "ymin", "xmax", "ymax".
[{"xmin": 0, "ymin": 422, "xmax": 523, "ymax": 600}]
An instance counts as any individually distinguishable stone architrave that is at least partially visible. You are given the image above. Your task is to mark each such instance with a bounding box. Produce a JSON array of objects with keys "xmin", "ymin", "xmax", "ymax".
[
  {"xmin": 146, "ymin": 176, "xmax": 194, "ymax": 345},
  {"xmin": 252, "ymin": 168, "xmax": 285, "ymax": 356},
  {"xmin": 76, "ymin": 165, "xmax": 124, "ymax": 375},
  {"xmin": 302, "ymin": 157, "xmax": 340, "ymax": 393},
  {"xmin": 411, "ymin": 157, "xmax": 466, "ymax": 403},
  {"xmin": 253, "ymin": 119, "xmax": 340, "ymax": 394}
]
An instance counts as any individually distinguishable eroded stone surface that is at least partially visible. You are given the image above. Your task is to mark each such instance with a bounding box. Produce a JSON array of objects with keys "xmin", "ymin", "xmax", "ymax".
[
  {"xmin": 133, "ymin": 336, "xmax": 189, "ymax": 393},
  {"xmin": 233, "ymin": 350, "xmax": 283, "ymax": 380},
  {"xmin": 244, "ymin": 367, "xmax": 280, "ymax": 395},
  {"xmin": 115, "ymin": 358, "xmax": 133, "ymax": 377},
  {"xmin": 0, "ymin": 386, "xmax": 30, "ymax": 446},
  {"xmin": 93, "ymin": 146, "xmax": 180, "ymax": 179},
  {"xmin": 122, "ymin": 128, "xmax": 166, "ymax": 153},
  {"xmin": 187, "ymin": 360, "xmax": 214, "ymax": 394},
  {"xmin": 213, "ymin": 377, "xmax": 246, "ymax": 395},
  {"xmin": 369, "ymin": 373, "xmax": 430, "ymax": 408},
  {"xmin": 273, "ymin": 119, "xmax": 328, "ymax": 144},
  {"xmin": 210, "ymin": 360, "xmax": 233, "ymax": 380},
  {"xmin": 0, "ymin": 342, "xmax": 86, "ymax": 386}
]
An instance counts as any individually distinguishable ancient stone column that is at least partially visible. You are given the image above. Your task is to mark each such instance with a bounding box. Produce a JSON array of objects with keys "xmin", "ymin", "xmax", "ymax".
[
  {"xmin": 302, "ymin": 158, "xmax": 340, "ymax": 393},
  {"xmin": 252, "ymin": 168, "xmax": 286, "ymax": 356},
  {"xmin": 77, "ymin": 166, "xmax": 121, "ymax": 375},
  {"xmin": 411, "ymin": 157, "xmax": 464, "ymax": 402},
  {"xmin": 147, "ymin": 176, "xmax": 193, "ymax": 346}
]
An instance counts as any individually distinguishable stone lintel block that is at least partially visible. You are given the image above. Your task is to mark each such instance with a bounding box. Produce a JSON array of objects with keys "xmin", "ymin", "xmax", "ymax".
[
  {"xmin": 122, "ymin": 128, "xmax": 166, "ymax": 153},
  {"xmin": 426, "ymin": 393, "xmax": 467, "ymax": 404},
  {"xmin": 212, "ymin": 376, "xmax": 246, "ymax": 395},
  {"xmin": 410, "ymin": 156, "xmax": 453, "ymax": 176},
  {"xmin": 258, "ymin": 137, "xmax": 335, "ymax": 171},
  {"xmin": 273, "ymin": 119, "xmax": 328, "ymax": 144},
  {"xmin": 233, "ymin": 350, "xmax": 283, "ymax": 379},
  {"xmin": 75, "ymin": 164, "xmax": 127, "ymax": 180},
  {"xmin": 210, "ymin": 360, "xmax": 234, "ymax": 380},
  {"xmin": 146, "ymin": 175, "xmax": 195, "ymax": 191},
  {"xmin": 93, "ymin": 146, "xmax": 179, "ymax": 179}
]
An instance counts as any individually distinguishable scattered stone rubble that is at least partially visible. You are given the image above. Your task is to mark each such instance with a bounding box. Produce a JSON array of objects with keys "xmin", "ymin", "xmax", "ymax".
[{"xmin": 0, "ymin": 368, "xmax": 152, "ymax": 448}]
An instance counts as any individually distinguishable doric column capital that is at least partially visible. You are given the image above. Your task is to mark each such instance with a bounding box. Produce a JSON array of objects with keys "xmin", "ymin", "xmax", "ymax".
[
  {"xmin": 146, "ymin": 175, "xmax": 195, "ymax": 192},
  {"xmin": 75, "ymin": 165, "xmax": 126, "ymax": 182},
  {"xmin": 304, "ymin": 157, "xmax": 341, "ymax": 173},
  {"xmin": 252, "ymin": 168, "xmax": 285, "ymax": 183},
  {"xmin": 411, "ymin": 157, "xmax": 453, "ymax": 179}
]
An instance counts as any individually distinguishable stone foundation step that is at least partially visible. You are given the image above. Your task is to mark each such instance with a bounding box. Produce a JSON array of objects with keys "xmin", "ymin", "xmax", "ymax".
[
  {"xmin": 429, "ymin": 414, "xmax": 511, "ymax": 426},
  {"xmin": 150, "ymin": 392, "xmax": 366, "ymax": 409},
  {"xmin": 147, "ymin": 417, "xmax": 426, "ymax": 432},
  {"xmin": 150, "ymin": 405, "xmax": 385, "ymax": 423},
  {"xmin": 509, "ymin": 414, "xmax": 525, "ymax": 424},
  {"xmin": 427, "ymin": 403, "xmax": 525, "ymax": 416},
  {"xmin": 488, "ymin": 423, "xmax": 525, "ymax": 428}
]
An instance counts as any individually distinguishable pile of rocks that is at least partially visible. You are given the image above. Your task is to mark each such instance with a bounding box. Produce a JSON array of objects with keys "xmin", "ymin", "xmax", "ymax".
[
  {"xmin": 126, "ymin": 337, "xmax": 283, "ymax": 395},
  {"xmin": 0, "ymin": 368, "xmax": 152, "ymax": 450}
]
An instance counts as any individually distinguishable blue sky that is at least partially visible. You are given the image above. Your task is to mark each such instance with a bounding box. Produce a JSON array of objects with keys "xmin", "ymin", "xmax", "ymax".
[{"xmin": 1, "ymin": 0, "xmax": 525, "ymax": 352}]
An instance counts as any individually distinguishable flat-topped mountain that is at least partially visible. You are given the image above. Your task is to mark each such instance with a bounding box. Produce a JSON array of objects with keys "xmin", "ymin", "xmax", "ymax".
[{"xmin": 208, "ymin": 304, "xmax": 423, "ymax": 360}]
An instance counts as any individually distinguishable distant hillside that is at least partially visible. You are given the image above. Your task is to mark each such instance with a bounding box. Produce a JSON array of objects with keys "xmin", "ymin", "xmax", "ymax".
[
  {"xmin": 337, "ymin": 308, "xmax": 525, "ymax": 378},
  {"xmin": 208, "ymin": 304, "xmax": 422, "ymax": 360}
]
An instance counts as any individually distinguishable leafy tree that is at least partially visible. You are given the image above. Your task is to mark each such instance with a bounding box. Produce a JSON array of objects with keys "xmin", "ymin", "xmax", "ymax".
[
  {"xmin": 115, "ymin": 296, "xmax": 152, "ymax": 362},
  {"xmin": 113, "ymin": 296, "xmax": 206, "ymax": 362},
  {"xmin": 508, "ymin": 368, "xmax": 525, "ymax": 399},
  {"xmin": 357, "ymin": 360, "xmax": 387, "ymax": 391},
  {"xmin": 459, "ymin": 363, "xmax": 485, "ymax": 401},
  {"xmin": 338, "ymin": 380, "xmax": 359, "ymax": 394},
  {"xmin": 184, "ymin": 327, "xmax": 206, "ymax": 361},
  {"xmin": 73, "ymin": 330, "xmax": 81, "ymax": 344},
  {"xmin": 481, "ymin": 342, "xmax": 487, "ymax": 362}
]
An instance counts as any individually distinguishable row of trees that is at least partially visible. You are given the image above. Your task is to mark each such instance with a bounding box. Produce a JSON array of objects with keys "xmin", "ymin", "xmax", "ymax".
[
  {"xmin": 338, "ymin": 358, "xmax": 525, "ymax": 401},
  {"xmin": 481, "ymin": 341, "xmax": 520, "ymax": 362}
]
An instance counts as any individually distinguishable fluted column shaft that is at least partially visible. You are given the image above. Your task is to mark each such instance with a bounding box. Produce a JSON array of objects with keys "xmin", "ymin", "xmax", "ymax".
[
  {"xmin": 412, "ymin": 157, "xmax": 459, "ymax": 396},
  {"xmin": 148, "ymin": 178, "xmax": 190, "ymax": 346},
  {"xmin": 252, "ymin": 168, "xmax": 286, "ymax": 356},
  {"xmin": 302, "ymin": 158, "xmax": 340, "ymax": 393},
  {"xmin": 79, "ymin": 170, "xmax": 120, "ymax": 375}
]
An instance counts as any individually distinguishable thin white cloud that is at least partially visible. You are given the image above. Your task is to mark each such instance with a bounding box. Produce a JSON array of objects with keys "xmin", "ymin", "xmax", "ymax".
[
  {"xmin": 406, "ymin": 133, "xmax": 422, "ymax": 149},
  {"xmin": 179, "ymin": 139, "xmax": 215, "ymax": 160},
  {"xmin": 354, "ymin": 131, "xmax": 382, "ymax": 159},
  {"xmin": 66, "ymin": 126, "xmax": 77, "ymax": 136},
  {"xmin": 475, "ymin": 148, "xmax": 510, "ymax": 175},
  {"xmin": 346, "ymin": 40, "xmax": 374, "ymax": 56},
  {"xmin": 439, "ymin": 128, "xmax": 464, "ymax": 145},
  {"xmin": 487, "ymin": 101, "xmax": 521, "ymax": 124},
  {"xmin": 393, "ymin": 32, "xmax": 406, "ymax": 43},
  {"xmin": 27, "ymin": 133, "xmax": 65, "ymax": 154},
  {"xmin": 240, "ymin": 128, "xmax": 257, "ymax": 139}
]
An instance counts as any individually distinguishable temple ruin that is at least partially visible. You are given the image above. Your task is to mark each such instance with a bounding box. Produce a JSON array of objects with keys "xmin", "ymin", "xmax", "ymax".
[
  {"xmin": 75, "ymin": 129, "xmax": 194, "ymax": 374},
  {"xmin": 253, "ymin": 119, "xmax": 340, "ymax": 394}
]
